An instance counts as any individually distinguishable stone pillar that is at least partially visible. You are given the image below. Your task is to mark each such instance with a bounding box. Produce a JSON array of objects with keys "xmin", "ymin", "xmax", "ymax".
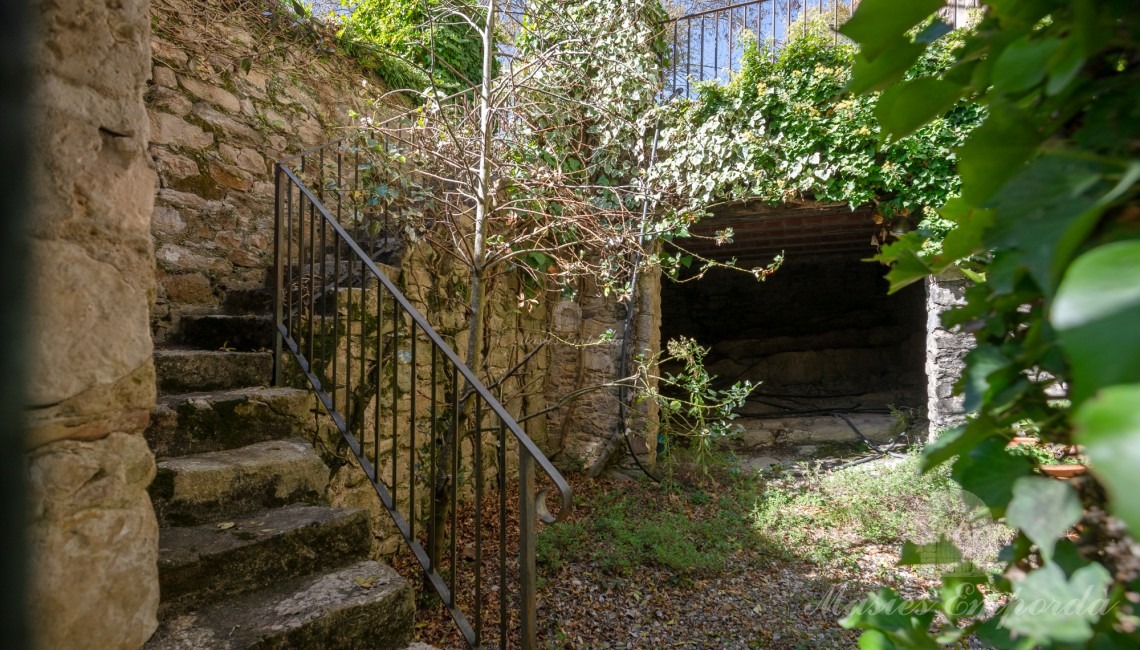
[
  {"xmin": 25, "ymin": 0, "xmax": 160, "ymax": 648},
  {"xmin": 615, "ymin": 265, "xmax": 661, "ymax": 474},
  {"xmin": 926, "ymin": 269, "xmax": 973, "ymax": 438}
]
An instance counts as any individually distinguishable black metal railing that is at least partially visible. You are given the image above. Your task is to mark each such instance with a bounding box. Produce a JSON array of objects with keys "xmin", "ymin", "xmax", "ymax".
[
  {"xmin": 273, "ymin": 136, "xmax": 572, "ymax": 649},
  {"xmin": 664, "ymin": 0, "xmax": 981, "ymax": 97}
]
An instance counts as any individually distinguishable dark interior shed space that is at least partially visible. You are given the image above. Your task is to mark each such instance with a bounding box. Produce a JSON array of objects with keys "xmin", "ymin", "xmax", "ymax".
[
  {"xmin": 658, "ymin": 201, "xmax": 930, "ymax": 450},
  {"xmin": 661, "ymin": 253, "xmax": 927, "ymax": 419}
]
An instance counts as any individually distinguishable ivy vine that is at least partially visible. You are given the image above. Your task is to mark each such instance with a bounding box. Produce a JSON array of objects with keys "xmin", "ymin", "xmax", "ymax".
[{"xmin": 652, "ymin": 19, "xmax": 983, "ymax": 247}]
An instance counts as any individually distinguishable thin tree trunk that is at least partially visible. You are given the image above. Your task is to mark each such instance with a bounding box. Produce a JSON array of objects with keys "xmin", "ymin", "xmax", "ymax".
[{"xmin": 428, "ymin": 0, "xmax": 497, "ymax": 590}]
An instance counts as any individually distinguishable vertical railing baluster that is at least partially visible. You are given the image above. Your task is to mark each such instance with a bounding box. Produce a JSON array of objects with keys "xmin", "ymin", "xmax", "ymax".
[
  {"xmin": 332, "ymin": 230, "xmax": 341, "ymax": 418},
  {"xmin": 374, "ymin": 281, "xmax": 382, "ymax": 483},
  {"xmin": 498, "ymin": 421, "xmax": 507, "ymax": 647},
  {"xmin": 449, "ymin": 364, "xmax": 460, "ymax": 607},
  {"xmin": 345, "ymin": 240, "xmax": 353, "ymax": 434},
  {"xmin": 474, "ymin": 397, "xmax": 483, "ymax": 646},
  {"xmin": 429, "ymin": 344, "xmax": 439, "ymax": 572},
  {"xmin": 409, "ymin": 322, "xmax": 418, "ymax": 544},
  {"xmin": 309, "ymin": 200, "xmax": 318, "ymax": 370},
  {"xmin": 686, "ymin": 22, "xmax": 692, "ymax": 96},
  {"xmin": 519, "ymin": 447, "xmax": 536, "ymax": 649},
  {"xmin": 699, "ymin": 16, "xmax": 705, "ymax": 81},
  {"xmin": 727, "ymin": 8, "xmax": 733, "ymax": 80},
  {"xmin": 391, "ymin": 290, "xmax": 399, "ymax": 498},
  {"xmin": 359, "ymin": 260, "xmax": 367, "ymax": 450},
  {"xmin": 672, "ymin": 21, "xmax": 678, "ymax": 95},
  {"xmin": 319, "ymin": 212, "xmax": 328, "ymax": 385},
  {"xmin": 713, "ymin": 11, "xmax": 719, "ymax": 82},
  {"xmin": 286, "ymin": 175, "xmax": 294, "ymax": 345},
  {"xmin": 297, "ymin": 193, "xmax": 306, "ymax": 358},
  {"xmin": 273, "ymin": 166, "xmax": 284, "ymax": 387}
]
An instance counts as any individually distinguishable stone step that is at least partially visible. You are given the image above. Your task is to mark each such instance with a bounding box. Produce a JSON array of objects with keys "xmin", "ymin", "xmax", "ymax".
[
  {"xmin": 146, "ymin": 387, "xmax": 312, "ymax": 458},
  {"xmin": 154, "ymin": 348, "xmax": 273, "ymax": 395},
  {"xmin": 223, "ymin": 286, "xmax": 274, "ymax": 314},
  {"xmin": 158, "ymin": 505, "xmax": 371, "ymax": 617},
  {"xmin": 145, "ymin": 561, "xmax": 414, "ymax": 650},
  {"xmin": 179, "ymin": 314, "xmax": 274, "ymax": 351},
  {"xmin": 150, "ymin": 439, "xmax": 329, "ymax": 527}
]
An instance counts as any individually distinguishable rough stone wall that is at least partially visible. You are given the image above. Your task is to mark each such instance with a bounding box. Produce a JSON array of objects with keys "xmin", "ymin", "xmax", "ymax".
[
  {"xmin": 545, "ymin": 269, "xmax": 662, "ymax": 476},
  {"xmin": 26, "ymin": 0, "xmax": 160, "ymax": 647},
  {"xmin": 147, "ymin": 0, "xmax": 401, "ymax": 340},
  {"xmin": 926, "ymin": 269, "xmax": 973, "ymax": 437}
]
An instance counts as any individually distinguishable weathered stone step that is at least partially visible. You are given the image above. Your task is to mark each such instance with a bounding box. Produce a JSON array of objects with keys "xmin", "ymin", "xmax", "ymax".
[
  {"xmin": 154, "ymin": 348, "xmax": 273, "ymax": 395},
  {"xmin": 146, "ymin": 387, "xmax": 311, "ymax": 457},
  {"xmin": 145, "ymin": 561, "xmax": 414, "ymax": 650},
  {"xmin": 179, "ymin": 314, "xmax": 274, "ymax": 351},
  {"xmin": 150, "ymin": 439, "xmax": 329, "ymax": 527},
  {"xmin": 158, "ymin": 505, "xmax": 370, "ymax": 617}
]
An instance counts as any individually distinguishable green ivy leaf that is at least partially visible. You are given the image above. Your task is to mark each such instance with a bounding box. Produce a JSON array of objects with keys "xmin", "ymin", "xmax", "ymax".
[
  {"xmin": 1074, "ymin": 384, "xmax": 1140, "ymax": 537},
  {"xmin": 848, "ymin": 41, "xmax": 927, "ymax": 95},
  {"xmin": 840, "ymin": 0, "xmax": 943, "ymax": 61},
  {"xmin": 951, "ymin": 437, "xmax": 1032, "ymax": 518},
  {"xmin": 941, "ymin": 566, "xmax": 987, "ymax": 623},
  {"xmin": 985, "ymin": 155, "xmax": 1107, "ymax": 295},
  {"xmin": 1053, "ymin": 241, "xmax": 1140, "ymax": 403},
  {"xmin": 874, "ymin": 78, "xmax": 964, "ymax": 141},
  {"xmin": 921, "ymin": 420, "xmax": 991, "ymax": 473},
  {"xmin": 840, "ymin": 588, "xmax": 940, "ymax": 650},
  {"xmin": 992, "ymin": 36, "xmax": 1061, "ymax": 95},
  {"xmin": 935, "ymin": 198, "xmax": 993, "ymax": 264},
  {"xmin": 1002, "ymin": 562, "xmax": 1111, "ymax": 644},
  {"xmin": 962, "ymin": 345, "xmax": 1010, "ymax": 413},
  {"xmin": 1006, "ymin": 477, "xmax": 1082, "ymax": 561},
  {"xmin": 898, "ymin": 535, "xmax": 962, "ymax": 566},
  {"xmin": 956, "ymin": 105, "xmax": 1043, "ymax": 205}
]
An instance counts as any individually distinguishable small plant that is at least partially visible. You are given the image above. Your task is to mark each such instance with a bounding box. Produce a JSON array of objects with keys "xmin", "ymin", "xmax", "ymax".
[{"xmin": 636, "ymin": 336, "xmax": 756, "ymax": 476}]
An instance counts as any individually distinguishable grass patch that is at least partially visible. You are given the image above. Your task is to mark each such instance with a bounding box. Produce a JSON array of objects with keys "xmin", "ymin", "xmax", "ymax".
[
  {"xmin": 538, "ymin": 452, "xmax": 1012, "ymax": 579},
  {"xmin": 536, "ymin": 478, "xmax": 765, "ymax": 577},
  {"xmin": 753, "ymin": 452, "xmax": 1011, "ymax": 568}
]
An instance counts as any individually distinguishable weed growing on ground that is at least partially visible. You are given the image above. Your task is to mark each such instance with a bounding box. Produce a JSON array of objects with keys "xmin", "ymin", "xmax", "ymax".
[{"xmin": 536, "ymin": 477, "xmax": 766, "ymax": 576}]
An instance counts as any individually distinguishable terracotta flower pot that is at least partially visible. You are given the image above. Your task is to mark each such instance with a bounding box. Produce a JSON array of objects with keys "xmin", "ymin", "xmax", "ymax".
[
  {"xmin": 1040, "ymin": 464, "xmax": 1087, "ymax": 479},
  {"xmin": 1008, "ymin": 437, "xmax": 1040, "ymax": 447}
]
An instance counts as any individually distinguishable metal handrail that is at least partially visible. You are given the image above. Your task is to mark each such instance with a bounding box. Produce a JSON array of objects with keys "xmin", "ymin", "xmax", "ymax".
[{"xmin": 273, "ymin": 135, "xmax": 571, "ymax": 649}]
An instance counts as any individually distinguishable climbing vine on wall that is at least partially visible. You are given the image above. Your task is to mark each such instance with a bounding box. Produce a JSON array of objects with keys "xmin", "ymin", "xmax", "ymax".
[
  {"xmin": 335, "ymin": 0, "xmax": 485, "ymax": 94},
  {"xmin": 652, "ymin": 20, "xmax": 983, "ymax": 247}
]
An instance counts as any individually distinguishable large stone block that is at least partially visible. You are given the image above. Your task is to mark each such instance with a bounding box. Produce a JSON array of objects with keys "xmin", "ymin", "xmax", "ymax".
[
  {"xmin": 27, "ymin": 432, "xmax": 159, "ymax": 650},
  {"xmin": 27, "ymin": 240, "xmax": 155, "ymax": 446}
]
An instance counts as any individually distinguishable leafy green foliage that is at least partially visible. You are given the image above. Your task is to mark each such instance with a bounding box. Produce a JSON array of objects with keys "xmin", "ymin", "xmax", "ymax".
[
  {"xmin": 652, "ymin": 20, "xmax": 982, "ymax": 234},
  {"xmin": 637, "ymin": 337, "xmax": 755, "ymax": 473},
  {"xmin": 336, "ymin": 0, "xmax": 485, "ymax": 94},
  {"xmin": 842, "ymin": 0, "xmax": 1140, "ymax": 646}
]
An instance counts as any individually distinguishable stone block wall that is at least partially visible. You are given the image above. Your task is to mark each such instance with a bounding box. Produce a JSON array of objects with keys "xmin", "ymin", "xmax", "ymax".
[
  {"xmin": 544, "ymin": 269, "xmax": 662, "ymax": 476},
  {"xmin": 926, "ymin": 269, "xmax": 973, "ymax": 436},
  {"xmin": 147, "ymin": 0, "xmax": 402, "ymax": 340},
  {"xmin": 26, "ymin": 0, "xmax": 160, "ymax": 647}
]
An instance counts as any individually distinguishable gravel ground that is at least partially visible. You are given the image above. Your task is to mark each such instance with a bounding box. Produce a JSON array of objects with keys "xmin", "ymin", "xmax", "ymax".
[{"xmin": 393, "ymin": 463, "xmax": 960, "ymax": 650}]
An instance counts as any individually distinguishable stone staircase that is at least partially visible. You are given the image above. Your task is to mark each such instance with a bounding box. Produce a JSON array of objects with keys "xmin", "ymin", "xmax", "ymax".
[{"xmin": 144, "ymin": 313, "xmax": 429, "ymax": 649}]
